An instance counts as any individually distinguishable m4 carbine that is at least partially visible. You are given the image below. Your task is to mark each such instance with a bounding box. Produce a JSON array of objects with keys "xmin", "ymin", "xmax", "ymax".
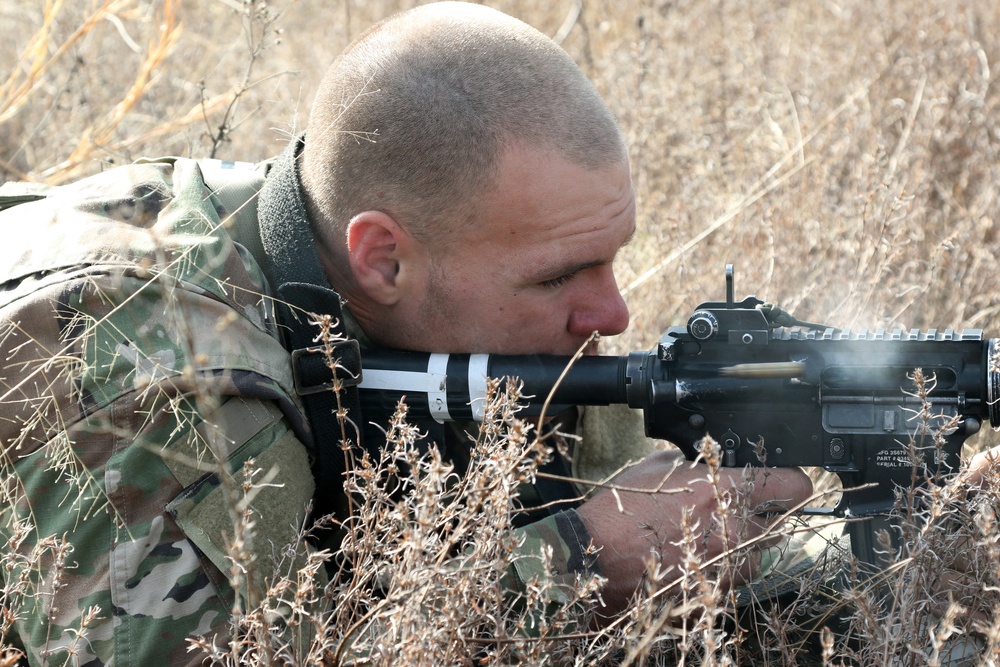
[{"xmin": 357, "ymin": 265, "xmax": 1000, "ymax": 569}]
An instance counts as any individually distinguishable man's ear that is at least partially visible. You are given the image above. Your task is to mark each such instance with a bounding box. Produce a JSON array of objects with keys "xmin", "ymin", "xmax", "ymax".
[{"xmin": 345, "ymin": 210, "xmax": 409, "ymax": 306}]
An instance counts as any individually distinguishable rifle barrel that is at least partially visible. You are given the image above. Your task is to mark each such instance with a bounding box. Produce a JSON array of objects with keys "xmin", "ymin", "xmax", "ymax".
[{"xmin": 359, "ymin": 349, "xmax": 632, "ymax": 423}]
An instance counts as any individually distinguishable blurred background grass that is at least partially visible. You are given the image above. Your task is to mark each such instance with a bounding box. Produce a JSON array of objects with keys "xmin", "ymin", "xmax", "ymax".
[{"xmin": 2, "ymin": 0, "xmax": 997, "ymax": 362}]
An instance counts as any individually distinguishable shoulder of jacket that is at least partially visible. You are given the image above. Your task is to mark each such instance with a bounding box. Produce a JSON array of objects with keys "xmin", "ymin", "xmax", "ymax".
[
  {"xmin": 192, "ymin": 158, "xmax": 270, "ymax": 265},
  {"xmin": 0, "ymin": 157, "xmax": 275, "ymax": 321}
]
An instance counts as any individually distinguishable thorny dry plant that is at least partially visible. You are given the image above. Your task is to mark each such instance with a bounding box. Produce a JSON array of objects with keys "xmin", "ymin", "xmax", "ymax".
[{"xmin": 180, "ymin": 365, "xmax": 1000, "ymax": 666}]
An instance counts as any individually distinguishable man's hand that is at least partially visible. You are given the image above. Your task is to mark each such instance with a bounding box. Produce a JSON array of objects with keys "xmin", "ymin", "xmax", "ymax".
[
  {"xmin": 965, "ymin": 445, "xmax": 1000, "ymax": 486},
  {"xmin": 576, "ymin": 449, "xmax": 813, "ymax": 616}
]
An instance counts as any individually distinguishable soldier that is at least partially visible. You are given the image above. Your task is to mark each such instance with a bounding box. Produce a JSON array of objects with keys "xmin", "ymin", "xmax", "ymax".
[{"xmin": 0, "ymin": 3, "xmax": 811, "ymax": 664}]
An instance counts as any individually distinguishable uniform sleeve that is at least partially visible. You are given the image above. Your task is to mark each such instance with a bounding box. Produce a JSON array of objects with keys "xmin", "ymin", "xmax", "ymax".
[
  {"xmin": 0, "ymin": 160, "xmax": 317, "ymax": 666},
  {"xmin": 498, "ymin": 404, "xmax": 653, "ymax": 630},
  {"xmin": 502, "ymin": 509, "xmax": 601, "ymax": 631}
]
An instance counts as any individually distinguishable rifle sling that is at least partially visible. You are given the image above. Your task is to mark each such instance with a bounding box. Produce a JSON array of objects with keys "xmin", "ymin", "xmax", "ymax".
[{"xmin": 257, "ymin": 138, "xmax": 370, "ymax": 521}]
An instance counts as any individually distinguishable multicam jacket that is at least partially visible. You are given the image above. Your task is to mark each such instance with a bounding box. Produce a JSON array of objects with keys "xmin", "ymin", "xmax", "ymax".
[{"xmin": 0, "ymin": 146, "xmax": 651, "ymax": 666}]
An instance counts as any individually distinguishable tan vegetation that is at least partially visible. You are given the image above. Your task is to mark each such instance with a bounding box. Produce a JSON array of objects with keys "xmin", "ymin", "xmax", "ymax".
[
  {"xmin": 3, "ymin": 0, "xmax": 997, "ymax": 340},
  {"xmin": 2, "ymin": 0, "xmax": 999, "ymax": 665}
]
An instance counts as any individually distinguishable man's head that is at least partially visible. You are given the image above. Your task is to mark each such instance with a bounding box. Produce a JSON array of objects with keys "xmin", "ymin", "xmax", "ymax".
[{"xmin": 302, "ymin": 1, "xmax": 633, "ymax": 355}]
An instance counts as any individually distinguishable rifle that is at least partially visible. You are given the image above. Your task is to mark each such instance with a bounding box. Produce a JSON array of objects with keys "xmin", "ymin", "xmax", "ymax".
[{"xmin": 357, "ymin": 265, "xmax": 1000, "ymax": 569}]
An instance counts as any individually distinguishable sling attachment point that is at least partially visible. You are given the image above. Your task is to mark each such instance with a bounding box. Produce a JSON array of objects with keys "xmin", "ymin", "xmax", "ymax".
[{"xmin": 291, "ymin": 338, "xmax": 363, "ymax": 396}]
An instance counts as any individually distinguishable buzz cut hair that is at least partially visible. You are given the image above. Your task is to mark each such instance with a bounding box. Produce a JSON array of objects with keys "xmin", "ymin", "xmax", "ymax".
[{"xmin": 301, "ymin": 1, "xmax": 626, "ymax": 247}]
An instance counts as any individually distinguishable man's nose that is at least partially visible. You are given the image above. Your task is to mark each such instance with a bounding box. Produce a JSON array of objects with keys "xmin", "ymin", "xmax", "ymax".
[{"xmin": 567, "ymin": 271, "xmax": 630, "ymax": 338}]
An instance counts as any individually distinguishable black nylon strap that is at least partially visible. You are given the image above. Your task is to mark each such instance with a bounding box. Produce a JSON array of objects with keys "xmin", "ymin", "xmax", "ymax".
[{"xmin": 257, "ymin": 138, "xmax": 368, "ymax": 520}]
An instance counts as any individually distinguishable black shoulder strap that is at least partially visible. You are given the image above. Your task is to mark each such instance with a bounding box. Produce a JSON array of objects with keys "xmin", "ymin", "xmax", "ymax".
[{"xmin": 256, "ymin": 138, "xmax": 370, "ymax": 521}]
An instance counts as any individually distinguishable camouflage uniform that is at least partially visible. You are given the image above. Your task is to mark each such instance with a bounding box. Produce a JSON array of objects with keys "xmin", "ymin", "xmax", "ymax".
[{"xmin": 0, "ymin": 143, "xmax": 639, "ymax": 665}]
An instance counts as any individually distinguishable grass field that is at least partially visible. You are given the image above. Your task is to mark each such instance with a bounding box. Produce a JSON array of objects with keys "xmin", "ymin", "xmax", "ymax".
[
  {"xmin": 2, "ymin": 0, "xmax": 1000, "ymax": 664},
  {"xmin": 4, "ymin": 1, "xmax": 999, "ymax": 343}
]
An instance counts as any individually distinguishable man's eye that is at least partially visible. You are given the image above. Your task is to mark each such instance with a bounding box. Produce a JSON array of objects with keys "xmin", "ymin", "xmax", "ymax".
[{"xmin": 540, "ymin": 273, "xmax": 574, "ymax": 288}]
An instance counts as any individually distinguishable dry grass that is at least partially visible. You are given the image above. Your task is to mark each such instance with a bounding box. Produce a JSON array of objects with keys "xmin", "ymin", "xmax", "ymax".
[
  {"xmin": 3, "ymin": 0, "xmax": 997, "ymax": 335},
  {"xmin": 2, "ymin": 0, "xmax": 1000, "ymax": 665}
]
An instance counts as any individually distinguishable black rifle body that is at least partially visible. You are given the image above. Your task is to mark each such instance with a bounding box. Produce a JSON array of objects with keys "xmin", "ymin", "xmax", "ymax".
[{"xmin": 358, "ymin": 271, "xmax": 1000, "ymax": 568}]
